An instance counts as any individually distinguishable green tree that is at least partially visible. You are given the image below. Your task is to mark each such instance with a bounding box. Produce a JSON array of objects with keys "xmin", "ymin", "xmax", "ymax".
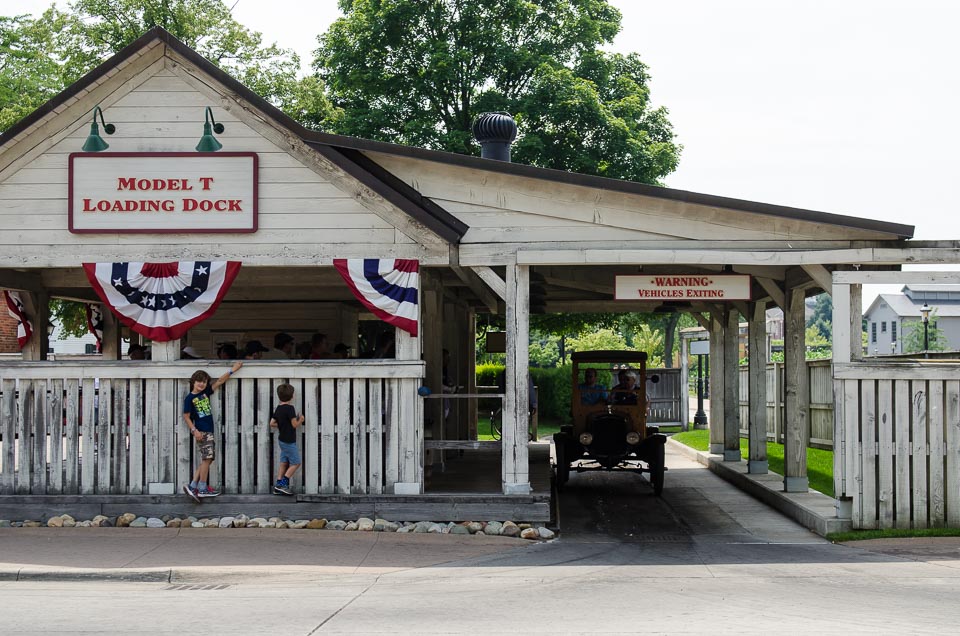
[
  {"xmin": 807, "ymin": 293, "xmax": 832, "ymax": 341},
  {"xmin": 902, "ymin": 314, "xmax": 949, "ymax": 353},
  {"xmin": 0, "ymin": 10, "xmax": 77, "ymax": 130},
  {"xmin": 316, "ymin": 0, "xmax": 680, "ymax": 183},
  {"xmin": 0, "ymin": 1, "xmax": 336, "ymax": 133},
  {"xmin": 566, "ymin": 327, "xmax": 629, "ymax": 352}
]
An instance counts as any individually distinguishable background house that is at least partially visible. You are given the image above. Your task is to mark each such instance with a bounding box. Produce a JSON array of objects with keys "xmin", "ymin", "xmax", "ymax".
[{"xmin": 863, "ymin": 285, "xmax": 960, "ymax": 354}]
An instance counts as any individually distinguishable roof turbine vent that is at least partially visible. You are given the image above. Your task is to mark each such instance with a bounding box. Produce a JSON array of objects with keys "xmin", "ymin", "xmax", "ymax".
[{"xmin": 472, "ymin": 112, "xmax": 517, "ymax": 162}]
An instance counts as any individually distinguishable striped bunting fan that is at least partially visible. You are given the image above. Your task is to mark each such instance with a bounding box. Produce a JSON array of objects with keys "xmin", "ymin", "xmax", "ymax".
[
  {"xmin": 333, "ymin": 259, "xmax": 419, "ymax": 336},
  {"xmin": 82, "ymin": 261, "xmax": 241, "ymax": 342},
  {"xmin": 3, "ymin": 290, "xmax": 33, "ymax": 349}
]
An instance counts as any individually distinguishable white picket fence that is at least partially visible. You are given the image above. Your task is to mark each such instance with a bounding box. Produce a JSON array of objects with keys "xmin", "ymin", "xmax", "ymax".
[
  {"xmin": 834, "ymin": 362, "xmax": 960, "ymax": 529},
  {"xmin": 0, "ymin": 361, "xmax": 424, "ymax": 496}
]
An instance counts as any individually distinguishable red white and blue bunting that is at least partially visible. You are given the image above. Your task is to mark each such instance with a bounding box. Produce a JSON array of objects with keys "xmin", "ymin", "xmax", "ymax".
[
  {"xmin": 82, "ymin": 261, "xmax": 241, "ymax": 342},
  {"xmin": 333, "ymin": 259, "xmax": 419, "ymax": 336},
  {"xmin": 85, "ymin": 303, "xmax": 103, "ymax": 352},
  {"xmin": 3, "ymin": 290, "xmax": 33, "ymax": 349}
]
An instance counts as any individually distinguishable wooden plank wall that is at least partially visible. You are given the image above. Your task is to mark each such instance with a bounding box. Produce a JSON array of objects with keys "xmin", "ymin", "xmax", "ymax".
[
  {"xmin": 835, "ymin": 369, "xmax": 960, "ymax": 529},
  {"xmin": 0, "ymin": 362, "xmax": 423, "ymax": 496},
  {"xmin": 738, "ymin": 360, "xmax": 833, "ymax": 449}
]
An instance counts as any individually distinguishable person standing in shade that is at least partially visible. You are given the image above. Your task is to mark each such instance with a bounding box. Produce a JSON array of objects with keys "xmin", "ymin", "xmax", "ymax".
[
  {"xmin": 182, "ymin": 360, "xmax": 243, "ymax": 501},
  {"xmin": 270, "ymin": 383, "xmax": 304, "ymax": 495}
]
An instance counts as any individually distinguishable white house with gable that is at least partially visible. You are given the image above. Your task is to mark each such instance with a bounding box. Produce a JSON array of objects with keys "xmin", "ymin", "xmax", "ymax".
[{"xmin": 864, "ymin": 285, "xmax": 960, "ymax": 354}]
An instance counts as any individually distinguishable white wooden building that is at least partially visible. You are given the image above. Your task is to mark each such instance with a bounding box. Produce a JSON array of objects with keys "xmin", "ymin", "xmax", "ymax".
[{"xmin": 1, "ymin": 28, "xmax": 959, "ymax": 529}]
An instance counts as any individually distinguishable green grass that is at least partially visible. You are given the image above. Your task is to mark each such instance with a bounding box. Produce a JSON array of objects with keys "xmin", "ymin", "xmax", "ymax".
[
  {"xmin": 671, "ymin": 429, "xmax": 835, "ymax": 497},
  {"xmin": 826, "ymin": 527, "xmax": 960, "ymax": 542},
  {"xmin": 477, "ymin": 416, "xmax": 562, "ymax": 441}
]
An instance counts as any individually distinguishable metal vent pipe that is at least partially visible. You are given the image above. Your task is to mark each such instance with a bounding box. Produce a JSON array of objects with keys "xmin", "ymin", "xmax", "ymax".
[{"xmin": 472, "ymin": 112, "xmax": 518, "ymax": 162}]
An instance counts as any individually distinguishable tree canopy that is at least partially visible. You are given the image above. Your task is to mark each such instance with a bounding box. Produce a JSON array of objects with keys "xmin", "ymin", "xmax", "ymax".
[
  {"xmin": 316, "ymin": 0, "xmax": 680, "ymax": 184},
  {"xmin": 0, "ymin": 0, "xmax": 336, "ymax": 134}
]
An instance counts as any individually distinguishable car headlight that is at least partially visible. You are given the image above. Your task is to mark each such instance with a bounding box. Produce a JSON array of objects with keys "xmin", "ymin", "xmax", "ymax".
[
  {"xmin": 579, "ymin": 432, "xmax": 593, "ymax": 445},
  {"xmin": 626, "ymin": 431, "xmax": 641, "ymax": 445}
]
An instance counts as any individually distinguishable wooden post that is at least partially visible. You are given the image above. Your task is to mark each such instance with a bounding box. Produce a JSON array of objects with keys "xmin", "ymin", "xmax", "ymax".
[
  {"xmin": 421, "ymin": 272, "xmax": 443, "ymax": 469},
  {"xmin": 784, "ymin": 286, "xmax": 809, "ymax": 492},
  {"xmin": 100, "ymin": 307, "xmax": 120, "ymax": 360},
  {"xmin": 679, "ymin": 334, "xmax": 690, "ymax": 432},
  {"xmin": 465, "ymin": 309, "xmax": 478, "ymax": 440},
  {"xmin": 150, "ymin": 341, "xmax": 179, "ymax": 361},
  {"xmin": 748, "ymin": 300, "xmax": 768, "ymax": 473},
  {"xmin": 503, "ymin": 264, "xmax": 531, "ymax": 494},
  {"xmin": 20, "ymin": 291, "xmax": 49, "ymax": 361},
  {"xmin": 831, "ymin": 278, "xmax": 859, "ymax": 518},
  {"xmin": 708, "ymin": 312, "xmax": 725, "ymax": 454},
  {"xmin": 395, "ymin": 310, "xmax": 422, "ymax": 495},
  {"xmin": 723, "ymin": 308, "xmax": 741, "ymax": 461}
]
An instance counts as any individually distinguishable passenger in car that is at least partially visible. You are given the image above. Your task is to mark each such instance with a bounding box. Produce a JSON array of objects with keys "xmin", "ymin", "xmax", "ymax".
[{"xmin": 578, "ymin": 368, "xmax": 608, "ymax": 405}]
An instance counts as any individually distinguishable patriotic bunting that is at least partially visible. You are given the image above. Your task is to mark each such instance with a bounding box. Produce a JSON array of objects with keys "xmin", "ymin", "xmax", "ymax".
[
  {"xmin": 82, "ymin": 261, "xmax": 241, "ymax": 342},
  {"xmin": 85, "ymin": 304, "xmax": 104, "ymax": 352},
  {"xmin": 3, "ymin": 290, "xmax": 33, "ymax": 349},
  {"xmin": 333, "ymin": 259, "xmax": 419, "ymax": 336}
]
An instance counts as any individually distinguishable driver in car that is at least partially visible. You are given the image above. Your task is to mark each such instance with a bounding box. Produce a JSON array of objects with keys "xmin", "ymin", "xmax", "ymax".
[{"xmin": 611, "ymin": 369, "xmax": 639, "ymax": 405}]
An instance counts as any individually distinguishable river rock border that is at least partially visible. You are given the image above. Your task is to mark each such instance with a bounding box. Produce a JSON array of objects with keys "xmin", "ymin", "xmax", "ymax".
[{"xmin": 0, "ymin": 515, "xmax": 556, "ymax": 540}]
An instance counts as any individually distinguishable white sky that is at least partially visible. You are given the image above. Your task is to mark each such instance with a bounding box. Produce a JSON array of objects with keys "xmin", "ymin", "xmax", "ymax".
[{"xmin": 6, "ymin": 0, "xmax": 960, "ymax": 306}]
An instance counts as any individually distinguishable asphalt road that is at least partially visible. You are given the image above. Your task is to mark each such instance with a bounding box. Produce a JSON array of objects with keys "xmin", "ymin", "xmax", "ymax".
[{"xmin": 2, "ymin": 445, "xmax": 960, "ymax": 634}]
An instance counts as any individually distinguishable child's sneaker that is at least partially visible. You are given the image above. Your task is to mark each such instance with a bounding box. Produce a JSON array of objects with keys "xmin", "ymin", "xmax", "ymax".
[
  {"xmin": 274, "ymin": 477, "xmax": 293, "ymax": 496},
  {"xmin": 196, "ymin": 486, "xmax": 220, "ymax": 498},
  {"xmin": 182, "ymin": 484, "xmax": 200, "ymax": 503}
]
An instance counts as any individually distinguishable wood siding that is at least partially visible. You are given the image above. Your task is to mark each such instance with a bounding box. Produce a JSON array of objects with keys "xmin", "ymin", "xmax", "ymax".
[
  {"xmin": 0, "ymin": 361, "xmax": 424, "ymax": 496},
  {"xmin": 0, "ymin": 65, "xmax": 447, "ymax": 267}
]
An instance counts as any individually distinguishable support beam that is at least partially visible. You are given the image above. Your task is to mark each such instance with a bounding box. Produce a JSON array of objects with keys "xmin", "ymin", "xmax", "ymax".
[
  {"xmin": 723, "ymin": 308, "xmax": 741, "ymax": 462},
  {"xmin": 503, "ymin": 264, "xmax": 531, "ymax": 494},
  {"xmin": 394, "ymin": 297, "xmax": 422, "ymax": 495},
  {"xmin": 691, "ymin": 312, "xmax": 711, "ymax": 331},
  {"xmin": 783, "ymin": 286, "xmax": 809, "ymax": 492},
  {"xmin": 756, "ymin": 276, "xmax": 786, "ymax": 309},
  {"xmin": 708, "ymin": 313, "xmax": 724, "ymax": 454},
  {"xmin": 470, "ymin": 266, "xmax": 506, "ymax": 301},
  {"xmin": 679, "ymin": 335, "xmax": 689, "ymax": 431},
  {"xmin": 19, "ymin": 290, "xmax": 49, "ymax": 361},
  {"xmin": 801, "ymin": 264, "xmax": 833, "ymax": 293},
  {"xmin": 0, "ymin": 270, "xmax": 44, "ymax": 294},
  {"xmin": 100, "ymin": 306, "xmax": 119, "ymax": 360},
  {"xmin": 748, "ymin": 300, "xmax": 768, "ymax": 473}
]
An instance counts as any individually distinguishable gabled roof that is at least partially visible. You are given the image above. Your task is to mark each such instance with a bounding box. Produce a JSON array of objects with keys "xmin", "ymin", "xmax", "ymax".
[
  {"xmin": 866, "ymin": 293, "xmax": 960, "ymax": 318},
  {"xmin": 0, "ymin": 27, "xmax": 915, "ymax": 242}
]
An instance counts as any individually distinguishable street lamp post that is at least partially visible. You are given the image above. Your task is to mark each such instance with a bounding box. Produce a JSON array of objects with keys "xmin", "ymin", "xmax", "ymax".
[
  {"xmin": 694, "ymin": 353, "xmax": 708, "ymax": 428},
  {"xmin": 920, "ymin": 302, "xmax": 931, "ymax": 359}
]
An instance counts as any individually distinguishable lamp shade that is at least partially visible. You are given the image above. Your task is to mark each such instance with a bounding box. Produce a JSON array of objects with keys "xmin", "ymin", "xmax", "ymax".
[
  {"xmin": 196, "ymin": 107, "xmax": 225, "ymax": 152},
  {"xmin": 195, "ymin": 122, "xmax": 223, "ymax": 152},
  {"xmin": 82, "ymin": 106, "xmax": 115, "ymax": 152}
]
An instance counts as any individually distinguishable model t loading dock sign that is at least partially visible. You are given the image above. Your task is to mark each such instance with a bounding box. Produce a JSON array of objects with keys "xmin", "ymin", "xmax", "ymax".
[
  {"xmin": 69, "ymin": 152, "xmax": 258, "ymax": 233},
  {"xmin": 615, "ymin": 274, "xmax": 751, "ymax": 300}
]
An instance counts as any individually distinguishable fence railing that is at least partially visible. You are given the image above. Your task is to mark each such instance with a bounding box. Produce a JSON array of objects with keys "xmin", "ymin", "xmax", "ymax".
[
  {"xmin": 738, "ymin": 360, "xmax": 834, "ymax": 449},
  {"xmin": 0, "ymin": 361, "xmax": 424, "ymax": 496},
  {"xmin": 834, "ymin": 362, "xmax": 960, "ymax": 530}
]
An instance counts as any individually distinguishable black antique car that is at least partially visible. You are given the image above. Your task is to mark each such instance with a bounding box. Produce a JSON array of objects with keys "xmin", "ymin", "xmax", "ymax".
[{"xmin": 554, "ymin": 350, "xmax": 665, "ymax": 495}]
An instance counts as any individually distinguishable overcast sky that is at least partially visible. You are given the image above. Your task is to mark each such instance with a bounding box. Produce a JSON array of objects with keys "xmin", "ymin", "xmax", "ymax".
[{"xmin": 7, "ymin": 0, "xmax": 960, "ymax": 303}]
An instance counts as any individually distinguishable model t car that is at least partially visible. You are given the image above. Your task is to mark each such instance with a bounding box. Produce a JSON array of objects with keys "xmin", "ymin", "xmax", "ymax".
[{"xmin": 554, "ymin": 350, "xmax": 665, "ymax": 495}]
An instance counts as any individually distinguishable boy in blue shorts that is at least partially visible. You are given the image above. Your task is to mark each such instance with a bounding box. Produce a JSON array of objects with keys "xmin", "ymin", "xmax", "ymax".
[
  {"xmin": 270, "ymin": 383, "xmax": 304, "ymax": 495},
  {"xmin": 182, "ymin": 361, "xmax": 243, "ymax": 500}
]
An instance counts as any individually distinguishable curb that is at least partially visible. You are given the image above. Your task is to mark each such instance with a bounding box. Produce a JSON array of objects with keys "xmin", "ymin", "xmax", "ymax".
[
  {"xmin": 0, "ymin": 567, "xmax": 172, "ymax": 582},
  {"xmin": 667, "ymin": 438, "xmax": 852, "ymax": 536}
]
